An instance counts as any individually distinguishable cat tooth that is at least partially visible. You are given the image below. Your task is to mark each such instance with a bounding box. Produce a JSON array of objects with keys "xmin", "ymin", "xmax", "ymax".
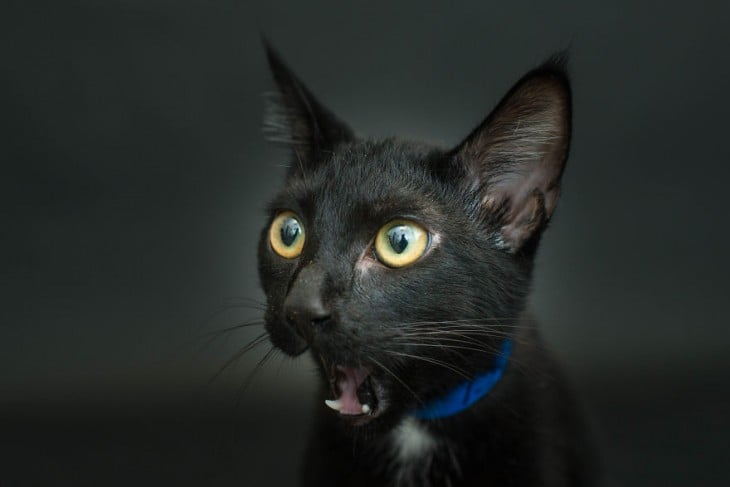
[
  {"xmin": 361, "ymin": 404, "xmax": 371, "ymax": 414},
  {"xmin": 325, "ymin": 399, "xmax": 342, "ymax": 412}
]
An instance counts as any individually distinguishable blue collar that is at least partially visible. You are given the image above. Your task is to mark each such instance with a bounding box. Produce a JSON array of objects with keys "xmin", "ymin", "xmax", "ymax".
[{"xmin": 411, "ymin": 339, "xmax": 513, "ymax": 420}]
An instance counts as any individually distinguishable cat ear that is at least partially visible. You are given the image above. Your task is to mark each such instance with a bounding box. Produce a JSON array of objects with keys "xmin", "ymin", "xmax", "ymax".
[
  {"xmin": 452, "ymin": 54, "xmax": 571, "ymax": 253},
  {"xmin": 262, "ymin": 40, "xmax": 355, "ymax": 168}
]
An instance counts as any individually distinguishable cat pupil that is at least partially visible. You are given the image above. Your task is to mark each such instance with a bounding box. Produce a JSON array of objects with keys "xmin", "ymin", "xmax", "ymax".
[
  {"xmin": 387, "ymin": 226, "xmax": 411, "ymax": 254},
  {"xmin": 280, "ymin": 218, "xmax": 300, "ymax": 247}
]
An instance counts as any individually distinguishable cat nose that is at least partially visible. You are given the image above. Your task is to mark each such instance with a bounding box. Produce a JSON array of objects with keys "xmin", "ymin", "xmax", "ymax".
[{"xmin": 284, "ymin": 265, "xmax": 332, "ymax": 342}]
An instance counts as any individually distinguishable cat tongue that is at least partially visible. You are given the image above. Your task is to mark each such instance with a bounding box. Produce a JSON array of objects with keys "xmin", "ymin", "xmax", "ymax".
[{"xmin": 326, "ymin": 366, "xmax": 370, "ymax": 415}]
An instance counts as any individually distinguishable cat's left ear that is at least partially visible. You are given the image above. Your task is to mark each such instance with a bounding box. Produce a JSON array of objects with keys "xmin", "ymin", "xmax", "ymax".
[
  {"xmin": 262, "ymin": 40, "xmax": 355, "ymax": 169},
  {"xmin": 451, "ymin": 55, "xmax": 571, "ymax": 253}
]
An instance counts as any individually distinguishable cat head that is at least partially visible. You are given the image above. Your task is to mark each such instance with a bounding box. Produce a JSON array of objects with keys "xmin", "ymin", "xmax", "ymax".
[{"xmin": 257, "ymin": 42, "xmax": 571, "ymax": 427}]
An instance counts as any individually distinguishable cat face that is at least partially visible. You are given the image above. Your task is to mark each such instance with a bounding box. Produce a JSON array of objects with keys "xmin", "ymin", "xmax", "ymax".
[{"xmin": 257, "ymin": 43, "xmax": 571, "ymax": 427}]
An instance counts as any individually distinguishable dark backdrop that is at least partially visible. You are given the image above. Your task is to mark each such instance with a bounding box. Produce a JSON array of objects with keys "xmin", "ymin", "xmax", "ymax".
[{"xmin": 2, "ymin": 1, "xmax": 729, "ymax": 485}]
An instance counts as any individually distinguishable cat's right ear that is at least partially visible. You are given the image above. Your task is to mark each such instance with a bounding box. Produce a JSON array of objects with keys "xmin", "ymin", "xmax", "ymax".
[{"xmin": 262, "ymin": 40, "xmax": 354, "ymax": 172}]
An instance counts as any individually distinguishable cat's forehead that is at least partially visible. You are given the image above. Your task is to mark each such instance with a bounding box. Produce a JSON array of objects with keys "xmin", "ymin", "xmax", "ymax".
[
  {"xmin": 325, "ymin": 139, "xmax": 435, "ymax": 187},
  {"xmin": 284, "ymin": 139, "xmax": 445, "ymax": 220}
]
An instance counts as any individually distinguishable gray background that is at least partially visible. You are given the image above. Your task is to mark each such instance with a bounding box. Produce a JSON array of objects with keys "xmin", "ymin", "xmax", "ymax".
[{"xmin": 2, "ymin": 1, "xmax": 729, "ymax": 485}]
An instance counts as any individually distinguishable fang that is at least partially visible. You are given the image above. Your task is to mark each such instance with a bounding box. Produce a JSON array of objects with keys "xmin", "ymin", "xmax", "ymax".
[{"xmin": 325, "ymin": 399, "xmax": 342, "ymax": 412}]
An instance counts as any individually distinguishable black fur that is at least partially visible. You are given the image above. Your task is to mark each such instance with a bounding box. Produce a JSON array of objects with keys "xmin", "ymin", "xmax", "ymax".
[{"xmin": 257, "ymin": 43, "xmax": 595, "ymax": 486}]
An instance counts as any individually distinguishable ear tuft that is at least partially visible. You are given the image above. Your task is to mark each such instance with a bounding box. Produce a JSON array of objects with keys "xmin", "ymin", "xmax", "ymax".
[
  {"xmin": 539, "ymin": 50, "xmax": 570, "ymax": 78},
  {"xmin": 262, "ymin": 91, "xmax": 298, "ymax": 147},
  {"xmin": 453, "ymin": 53, "xmax": 572, "ymax": 253}
]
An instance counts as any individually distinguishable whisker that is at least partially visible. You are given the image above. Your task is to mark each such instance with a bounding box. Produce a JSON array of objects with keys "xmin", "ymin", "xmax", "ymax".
[
  {"xmin": 387, "ymin": 333, "xmax": 550, "ymax": 380},
  {"xmin": 393, "ymin": 329, "xmax": 515, "ymax": 346},
  {"xmin": 192, "ymin": 319, "xmax": 266, "ymax": 358},
  {"xmin": 220, "ymin": 295, "xmax": 267, "ymax": 306},
  {"xmin": 206, "ymin": 299, "xmax": 266, "ymax": 319},
  {"xmin": 208, "ymin": 332, "xmax": 270, "ymax": 385},
  {"xmin": 398, "ymin": 319, "xmax": 536, "ymax": 329},
  {"xmin": 397, "ymin": 316, "xmax": 533, "ymax": 324},
  {"xmin": 197, "ymin": 319, "xmax": 265, "ymax": 342},
  {"xmin": 233, "ymin": 345, "xmax": 277, "ymax": 402},
  {"xmin": 382, "ymin": 351, "xmax": 472, "ymax": 380},
  {"xmin": 185, "ymin": 297, "xmax": 266, "ymax": 354},
  {"xmin": 369, "ymin": 356, "xmax": 423, "ymax": 406},
  {"xmin": 395, "ymin": 328, "xmax": 515, "ymax": 339},
  {"xmin": 392, "ymin": 341, "xmax": 498, "ymax": 355}
]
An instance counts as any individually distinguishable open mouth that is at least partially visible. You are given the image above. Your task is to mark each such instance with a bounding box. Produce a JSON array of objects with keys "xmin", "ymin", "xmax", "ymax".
[{"xmin": 320, "ymin": 356, "xmax": 385, "ymax": 422}]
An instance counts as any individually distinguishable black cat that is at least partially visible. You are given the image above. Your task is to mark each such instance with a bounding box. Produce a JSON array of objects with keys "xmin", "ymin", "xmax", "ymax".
[{"xmin": 257, "ymin": 42, "xmax": 595, "ymax": 486}]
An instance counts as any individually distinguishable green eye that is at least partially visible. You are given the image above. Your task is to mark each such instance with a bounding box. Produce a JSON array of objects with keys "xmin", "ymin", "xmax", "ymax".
[
  {"xmin": 374, "ymin": 220, "xmax": 430, "ymax": 268},
  {"xmin": 269, "ymin": 211, "xmax": 305, "ymax": 258}
]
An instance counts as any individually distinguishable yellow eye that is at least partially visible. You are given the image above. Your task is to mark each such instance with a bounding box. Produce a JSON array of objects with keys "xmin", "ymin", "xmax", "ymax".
[
  {"xmin": 374, "ymin": 220, "xmax": 430, "ymax": 268},
  {"xmin": 269, "ymin": 211, "xmax": 305, "ymax": 259}
]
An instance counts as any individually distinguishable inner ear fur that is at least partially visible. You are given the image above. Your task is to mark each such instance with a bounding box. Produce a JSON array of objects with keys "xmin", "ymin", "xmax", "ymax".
[{"xmin": 453, "ymin": 55, "xmax": 572, "ymax": 253}]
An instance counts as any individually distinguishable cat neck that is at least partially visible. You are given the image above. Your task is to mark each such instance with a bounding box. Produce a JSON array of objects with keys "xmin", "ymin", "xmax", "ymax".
[
  {"xmin": 388, "ymin": 339, "xmax": 514, "ymax": 484},
  {"xmin": 410, "ymin": 338, "xmax": 513, "ymax": 420}
]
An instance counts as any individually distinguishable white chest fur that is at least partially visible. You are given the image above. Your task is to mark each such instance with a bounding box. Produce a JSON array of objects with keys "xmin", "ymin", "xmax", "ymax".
[{"xmin": 391, "ymin": 416, "xmax": 438, "ymax": 464}]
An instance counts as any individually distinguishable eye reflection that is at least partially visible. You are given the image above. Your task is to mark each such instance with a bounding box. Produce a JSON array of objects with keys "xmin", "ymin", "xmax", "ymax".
[
  {"xmin": 280, "ymin": 218, "xmax": 301, "ymax": 247},
  {"xmin": 387, "ymin": 225, "xmax": 413, "ymax": 254}
]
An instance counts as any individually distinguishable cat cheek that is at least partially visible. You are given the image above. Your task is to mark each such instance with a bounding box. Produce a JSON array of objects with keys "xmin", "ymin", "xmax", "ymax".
[{"xmin": 355, "ymin": 257, "xmax": 380, "ymax": 275}]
